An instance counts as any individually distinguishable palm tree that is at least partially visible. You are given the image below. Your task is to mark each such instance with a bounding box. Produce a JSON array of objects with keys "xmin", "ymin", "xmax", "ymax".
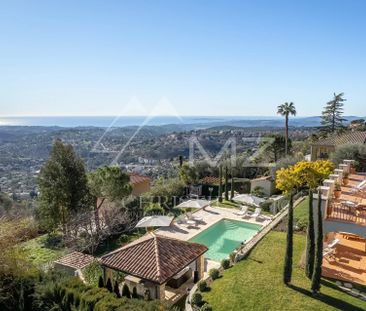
[{"xmin": 277, "ymin": 102, "xmax": 296, "ymax": 156}]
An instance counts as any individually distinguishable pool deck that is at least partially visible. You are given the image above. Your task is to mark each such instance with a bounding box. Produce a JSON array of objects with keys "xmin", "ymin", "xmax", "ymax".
[{"xmin": 156, "ymin": 205, "xmax": 271, "ymax": 242}]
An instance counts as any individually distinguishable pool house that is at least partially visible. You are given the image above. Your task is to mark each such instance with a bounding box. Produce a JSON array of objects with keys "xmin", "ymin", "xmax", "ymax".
[{"xmin": 100, "ymin": 232, "xmax": 207, "ymax": 302}]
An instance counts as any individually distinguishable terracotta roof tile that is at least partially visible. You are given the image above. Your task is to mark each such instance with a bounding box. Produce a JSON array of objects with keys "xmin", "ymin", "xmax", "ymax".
[
  {"xmin": 200, "ymin": 176, "xmax": 222, "ymax": 185},
  {"xmin": 100, "ymin": 233, "xmax": 207, "ymax": 284},
  {"xmin": 129, "ymin": 173, "xmax": 151, "ymax": 185},
  {"xmin": 313, "ymin": 131, "xmax": 366, "ymax": 146},
  {"xmin": 54, "ymin": 251, "xmax": 95, "ymax": 270}
]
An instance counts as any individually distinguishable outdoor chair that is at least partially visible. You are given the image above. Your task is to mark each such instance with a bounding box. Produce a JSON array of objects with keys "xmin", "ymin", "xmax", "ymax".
[
  {"xmin": 323, "ymin": 248, "xmax": 336, "ymax": 261},
  {"xmin": 327, "ymin": 238, "xmax": 340, "ymax": 249},
  {"xmin": 186, "ymin": 212, "xmax": 203, "ymax": 223},
  {"xmin": 234, "ymin": 205, "xmax": 249, "ymax": 216},
  {"xmin": 249, "ymin": 208, "xmax": 262, "ymax": 220},
  {"xmin": 351, "ymin": 180, "xmax": 366, "ymax": 193}
]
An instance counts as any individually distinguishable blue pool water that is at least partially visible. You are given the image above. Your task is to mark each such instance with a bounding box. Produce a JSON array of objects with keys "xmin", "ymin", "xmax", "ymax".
[{"xmin": 189, "ymin": 219, "xmax": 261, "ymax": 261}]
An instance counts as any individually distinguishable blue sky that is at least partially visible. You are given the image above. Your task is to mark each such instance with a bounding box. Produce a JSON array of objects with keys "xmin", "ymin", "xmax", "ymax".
[{"xmin": 1, "ymin": 0, "xmax": 366, "ymax": 117}]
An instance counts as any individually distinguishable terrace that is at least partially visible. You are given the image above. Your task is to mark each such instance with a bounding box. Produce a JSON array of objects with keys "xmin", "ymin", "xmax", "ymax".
[
  {"xmin": 325, "ymin": 173, "xmax": 366, "ymax": 226},
  {"xmin": 322, "ymin": 232, "xmax": 366, "ymax": 285}
]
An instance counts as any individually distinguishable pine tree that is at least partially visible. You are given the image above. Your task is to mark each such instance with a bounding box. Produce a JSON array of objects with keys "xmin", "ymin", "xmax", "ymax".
[
  {"xmin": 305, "ymin": 190, "xmax": 315, "ymax": 279},
  {"xmin": 311, "ymin": 189, "xmax": 323, "ymax": 295},
  {"xmin": 321, "ymin": 92, "xmax": 347, "ymax": 133},
  {"xmin": 283, "ymin": 193, "xmax": 294, "ymax": 285},
  {"xmin": 218, "ymin": 166, "xmax": 223, "ymax": 203},
  {"xmin": 122, "ymin": 284, "xmax": 131, "ymax": 298},
  {"xmin": 106, "ymin": 278, "xmax": 113, "ymax": 292},
  {"xmin": 98, "ymin": 276, "xmax": 104, "ymax": 288},
  {"xmin": 114, "ymin": 281, "xmax": 121, "ymax": 298},
  {"xmin": 224, "ymin": 166, "xmax": 229, "ymax": 201},
  {"xmin": 38, "ymin": 140, "xmax": 90, "ymax": 235}
]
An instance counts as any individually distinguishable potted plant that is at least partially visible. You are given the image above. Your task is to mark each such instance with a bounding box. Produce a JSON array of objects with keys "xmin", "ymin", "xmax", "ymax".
[
  {"xmin": 334, "ymin": 182, "xmax": 342, "ymax": 199},
  {"xmin": 342, "ymin": 172, "xmax": 349, "ymax": 186}
]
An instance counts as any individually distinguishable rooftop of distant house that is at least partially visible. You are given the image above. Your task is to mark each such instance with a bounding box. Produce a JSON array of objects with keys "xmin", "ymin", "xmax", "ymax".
[
  {"xmin": 312, "ymin": 131, "xmax": 366, "ymax": 147},
  {"xmin": 54, "ymin": 251, "xmax": 95, "ymax": 270},
  {"xmin": 129, "ymin": 173, "xmax": 151, "ymax": 185}
]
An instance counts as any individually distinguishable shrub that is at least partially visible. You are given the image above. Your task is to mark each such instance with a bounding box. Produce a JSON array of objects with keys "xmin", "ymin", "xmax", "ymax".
[
  {"xmin": 191, "ymin": 292, "xmax": 203, "ymax": 307},
  {"xmin": 221, "ymin": 259, "xmax": 230, "ymax": 270},
  {"xmin": 197, "ymin": 280, "xmax": 208, "ymax": 292},
  {"xmin": 331, "ymin": 143, "xmax": 366, "ymax": 172},
  {"xmin": 260, "ymin": 199, "xmax": 273, "ymax": 212},
  {"xmin": 200, "ymin": 303, "xmax": 213, "ymax": 311},
  {"xmin": 209, "ymin": 268, "xmax": 220, "ymax": 280},
  {"xmin": 82, "ymin": 260, "xmax": 103, "ymax": 287},
  {"xmin": 144, "ymin": 203, "xmax": 165, "ymax": 216},
  {"xmin": 121, "ymin": 283, "xmax": 131, "ymax": 298},
  {"xmin": 229, "ymin": 252, "xmax": 236, "ymax": 263}
]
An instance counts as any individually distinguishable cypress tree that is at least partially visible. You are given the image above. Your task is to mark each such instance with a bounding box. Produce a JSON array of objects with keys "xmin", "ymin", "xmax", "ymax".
[
  {"xmin": 114, "ymin": 281, "xmax": 121, "ymax": 298},
  {"xmin": 132, "ymin": 287, "xmax": 138, "ymax": 298},
  {"xmin": 311, "ymin": 189, "xmax": 323, "ymax": 295},
  {"xmin": 122, "ymin": 283, "xmax": 131, "ymax": 298},
  {"xmin": 106, "ymin": 278, "xmax": 113, "ymax": 292},
  {"xmin": 305, "ymin": 190, "xmax": 315, "ymax": 279},
  {"xmin": 230, "ymin": 168, "xmax": 235, "ymax": 200},
  {"xmin": 224, "ymin": 166, "xmax": 229, "ymax": 201},
  {"xmin": 283, "ymin": 192, "xmax": 294, "ymax": 285},
  {"xmin": 98, "ymin": 276, "xmax": 104, "ymax": 288},
  {"xmin": 218, "ymin": 166, "xmax": 223, "ymax": 203}
]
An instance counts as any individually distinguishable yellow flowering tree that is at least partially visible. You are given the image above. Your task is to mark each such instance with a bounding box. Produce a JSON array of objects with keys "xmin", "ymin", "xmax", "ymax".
[
  {"xmin": 292, "ymin": 160, "xmax": 334, "ymax": 190},
  {"xmin": 276, "ymin": 166, "xmax": 300, "ymax": 194}
]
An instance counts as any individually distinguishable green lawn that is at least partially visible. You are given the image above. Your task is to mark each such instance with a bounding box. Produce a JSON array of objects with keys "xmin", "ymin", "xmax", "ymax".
[
  {"xmin": 294, "ymin": 197, "xmax": 309, "ymax": 226},
  {"xmin": 203, "ymin": 231, "xmax": 365, "ymax": 311},
  {"xmin": 211, "ymin": 199, "xmax": 240, "ymax": 209},
  {"xmin": 22, "ymin": 234, "xmax": 67, "ymax": 266}
]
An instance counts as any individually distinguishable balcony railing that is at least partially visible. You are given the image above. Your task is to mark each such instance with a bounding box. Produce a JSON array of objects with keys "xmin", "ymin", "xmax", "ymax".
[{"xmin": 326, "ymin": 201, "xmax": 366, "ymax": 226}]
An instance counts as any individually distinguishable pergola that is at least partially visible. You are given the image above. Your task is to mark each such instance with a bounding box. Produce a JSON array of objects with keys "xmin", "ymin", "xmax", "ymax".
[{"xmin": 99, "ymin": 232, "xmax": 207, "ymax": 300}]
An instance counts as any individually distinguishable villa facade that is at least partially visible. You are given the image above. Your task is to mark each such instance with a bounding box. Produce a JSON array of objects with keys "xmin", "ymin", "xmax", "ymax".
[{"xmin": 313, "ymin": 159, "xmax": 366, "ymax": 285}]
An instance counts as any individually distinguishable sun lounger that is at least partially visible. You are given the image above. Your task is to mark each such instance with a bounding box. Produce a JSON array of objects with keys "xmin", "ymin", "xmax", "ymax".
[
  {"xmin": 185, "ymin": 219, "xmax": 197, "ymax": 227},
  {"xmin": 191, "ymin": 215, "xmax": 203, "ymax": 222},
  {"xmin": 234, "ymin": 206, "xmax": 249, "ymax": 216},
  {"xmin": 327, "ymin": 238, "xmax": 339, "ymax": 249},
  {"xmin": 351, "ymin": 180, "xmax": 366, "ymax": 193},
  {"xmin": 186, "ymin": 212, "xmax": 203, "ymax": 223},
  {"xmin": 323, "ymin": 248, "xmax": 335, "ymax": 259},
  {"xmin": 249, "ymin": 208, "xmax": 262, "ymax": 219}
]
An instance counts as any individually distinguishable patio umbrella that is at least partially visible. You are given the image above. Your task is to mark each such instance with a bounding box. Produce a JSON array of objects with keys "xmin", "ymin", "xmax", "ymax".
[
  {"xmin": 135, "ymin": 215, "xmax": 174, "ymax": 229},
  {"xmin": 232, "ymin": 194, "xmax": 265, "ymax": 207},
  {"xmin": 176, "ymin": 199, "xmax": 210, "ymax": 209}
]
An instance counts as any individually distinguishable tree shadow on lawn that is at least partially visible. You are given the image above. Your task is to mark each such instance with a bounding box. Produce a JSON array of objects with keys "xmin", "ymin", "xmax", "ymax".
[{"xmin": 288, "ymin": 280, "xmax": 364, "ymax": 311}]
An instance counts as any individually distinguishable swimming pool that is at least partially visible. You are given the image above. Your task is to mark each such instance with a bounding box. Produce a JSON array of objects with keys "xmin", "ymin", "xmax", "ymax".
[{"xmin": 189, "ymin": 219, "xmax": 261, "ymax": 261}]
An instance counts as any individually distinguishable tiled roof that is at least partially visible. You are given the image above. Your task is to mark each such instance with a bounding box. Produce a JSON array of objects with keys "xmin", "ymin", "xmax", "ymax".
[
  {"xmin": 129, "ymin": 173, "xmax": 151, "ymax": 185},
  {"xmin": 100, "ymin": 233, "xmax": 207, "ymax": 284},
  {"xmin": 54, "ymin": 251, "xmax": 95, "ymax": 270},
  {"xmin": 312, "ymin": 131, "xmax": 366, "ymax": 146},
  {"xmin": 200, "ymin": 176, "xmax": 221, "ymax": 185}
]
